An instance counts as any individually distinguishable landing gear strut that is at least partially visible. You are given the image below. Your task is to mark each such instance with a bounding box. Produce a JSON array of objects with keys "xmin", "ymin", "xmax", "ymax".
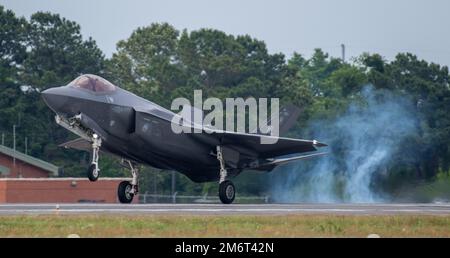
[
  {"xmin": 87, "ymin": 134, "xmax": 101, "ymax": 181},
  {"xmin": 118, "ymin": 160, "xmax": 139, "ymax": 203},
  {"xmin": 217, "ymin": 146, "xmax": 235, "ymax": 204}
]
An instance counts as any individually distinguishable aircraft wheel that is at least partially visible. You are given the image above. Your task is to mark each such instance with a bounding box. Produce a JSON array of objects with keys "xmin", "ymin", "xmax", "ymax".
[
  {"xmin": 219, "ymin": 180, "xmax": 235, "ymax": 204},
  {"xmin": 87, "ymin": 163, "xmax": 99, "ymax": 182},
  {"xmin": 118, "ymin": 181, "xmax": 134, "ymax": 203}
]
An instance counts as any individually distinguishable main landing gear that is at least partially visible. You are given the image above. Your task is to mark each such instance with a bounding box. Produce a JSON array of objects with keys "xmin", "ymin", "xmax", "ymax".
[
  {"xmin": 216, "ymin": 146, "xmax": 236, "ymax": 204},
  {"xmin": 117, "ymin": 160, "xmax": 139, "ymax": 203},
  {"xmin": 87, "ymin": 137, "xmax": 138, "ymax": 203}
]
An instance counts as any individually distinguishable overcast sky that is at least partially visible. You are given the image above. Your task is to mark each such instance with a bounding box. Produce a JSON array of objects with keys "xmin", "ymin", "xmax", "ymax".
[{"xmin": 1, "ymin": 0, "xmax": 450, "ymax": 66}]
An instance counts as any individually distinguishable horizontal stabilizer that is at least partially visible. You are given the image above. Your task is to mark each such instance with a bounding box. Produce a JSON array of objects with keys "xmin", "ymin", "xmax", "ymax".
[
  {"xmin": 250, "ymin": 104, "xmax": 302, "ymax": 135},
  {"xmin": 255, "ymin": 152, "xmax": 328, "ymax": 170}
]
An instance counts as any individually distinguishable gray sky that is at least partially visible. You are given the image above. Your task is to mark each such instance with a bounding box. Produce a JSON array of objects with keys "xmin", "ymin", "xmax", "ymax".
[{"xmin": 1, "ymin": 0, "xmax": 450, "ymax": 66}]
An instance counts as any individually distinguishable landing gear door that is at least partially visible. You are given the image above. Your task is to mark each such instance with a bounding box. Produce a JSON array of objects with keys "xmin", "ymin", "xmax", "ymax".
[
  {"xmin": 128, "ymin": 108, "xmax": 136, "ymax": 134},
  {"xmin": 221, "ymin": 146, "xmax": 240, "ymax": 169}
]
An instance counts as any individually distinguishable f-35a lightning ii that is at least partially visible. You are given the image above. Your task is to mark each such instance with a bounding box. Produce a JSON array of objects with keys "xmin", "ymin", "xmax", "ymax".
[{"xmin": 42, "ymin": 74, "xmax": 326, "ymax": 204}]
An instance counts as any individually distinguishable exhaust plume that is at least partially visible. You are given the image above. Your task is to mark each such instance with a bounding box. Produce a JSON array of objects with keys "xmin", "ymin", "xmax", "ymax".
[{"xmin": 270, "ymin": 86, "xmax": 418, "ymax": 203}]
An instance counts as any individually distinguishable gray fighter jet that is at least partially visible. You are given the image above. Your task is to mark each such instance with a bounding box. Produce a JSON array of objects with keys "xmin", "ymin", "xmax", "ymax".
[{"xmin": 42, "ymin": 74, "xmax": 326, "ymax": 204}]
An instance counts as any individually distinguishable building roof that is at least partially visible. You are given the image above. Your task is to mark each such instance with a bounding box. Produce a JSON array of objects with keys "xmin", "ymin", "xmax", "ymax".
[
  {"xmin": 0, "ymin": 177, "xmax": 131, "ymax": 181},
  {"xmin": 0, "ymin": 145, "xmax": 59, "ymax": 176}
]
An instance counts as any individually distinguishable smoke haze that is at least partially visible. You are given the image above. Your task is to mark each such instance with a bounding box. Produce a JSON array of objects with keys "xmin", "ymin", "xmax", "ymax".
[{"xmin": 270, "ymin": 86, "xmax": 419, "ymax": 203}]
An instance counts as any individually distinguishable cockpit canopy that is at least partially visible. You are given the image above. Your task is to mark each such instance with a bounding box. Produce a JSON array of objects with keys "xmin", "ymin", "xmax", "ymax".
[{"xmin": 69, "ymin": 74, "xmax": 116, "ymax": 93}]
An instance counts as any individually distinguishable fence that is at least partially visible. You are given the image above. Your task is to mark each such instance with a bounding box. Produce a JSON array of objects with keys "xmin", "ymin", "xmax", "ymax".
[{"xmin": 139, "ymin": 192, "xmax": 270, "ymax": 204}]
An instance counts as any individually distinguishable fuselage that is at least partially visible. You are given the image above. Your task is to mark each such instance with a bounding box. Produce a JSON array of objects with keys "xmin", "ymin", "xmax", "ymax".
[{"xmin": 42, "ymin": 75, "xmax": 224, "ymax": 182}]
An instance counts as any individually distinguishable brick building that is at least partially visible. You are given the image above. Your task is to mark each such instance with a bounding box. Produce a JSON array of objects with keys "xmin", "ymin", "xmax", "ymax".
[
  {"xmin": 0, "ymin": 145, "xmax": 130, "ymax": 203},
  {"xmin": 0, "ymin": 178, "xmax": 130, "ymax": 203},
  {"xmin": 0, "ymin": 145, "xmax": 59, "ymax": 178}
]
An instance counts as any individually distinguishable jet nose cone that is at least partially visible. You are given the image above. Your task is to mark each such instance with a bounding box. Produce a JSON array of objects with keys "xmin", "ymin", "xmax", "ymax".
[
  {"xmin": 41, "ymin": 87, "xmax": 57, "ymax": 96},
  {"xmin": 41, "ymin": 87, "xmax": 66, "ymax": 113}
]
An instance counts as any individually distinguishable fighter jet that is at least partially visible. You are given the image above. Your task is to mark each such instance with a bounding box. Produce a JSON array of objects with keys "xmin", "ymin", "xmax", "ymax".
[{"xmin": 42, "ymin": 74, "xmax": 326, "ymax": 204}]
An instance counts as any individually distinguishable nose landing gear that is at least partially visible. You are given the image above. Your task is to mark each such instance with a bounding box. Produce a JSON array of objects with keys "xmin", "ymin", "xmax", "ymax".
[{"xmin": 87, "ymin": 134, "xmax": 101, "ymax": 182}]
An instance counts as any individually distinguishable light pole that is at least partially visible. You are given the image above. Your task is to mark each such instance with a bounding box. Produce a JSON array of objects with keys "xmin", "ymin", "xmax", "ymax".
[
  {"xmin": 13, "ymin": 125, "xmax": 16, "ymax": 169},
  {"xmin": 171, "ymin": 171, "xmax": 176, "ymax": 195}
]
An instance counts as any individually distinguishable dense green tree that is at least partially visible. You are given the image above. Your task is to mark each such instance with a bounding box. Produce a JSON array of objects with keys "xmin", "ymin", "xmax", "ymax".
[
  {"xmin": 0, "ymin": 8, "xmax": 106, "ymax": 177},
  {"xmin": 388, "ymin": 54, "xmax": 450, "ymax": 178},
  {"xmin": 0, "ymin": 5, "xmax": 27, "ymax": 140},
  {"xmin": 106, "ymin": 23, "xmax": 184, "ymax": 107},
  {"xmin": 23, "ymin": 12, "xmax": 104, "ymax": 87},
  {"xmin": 2, "ymin": 5, "xmax": 450, "ymax": 198}
]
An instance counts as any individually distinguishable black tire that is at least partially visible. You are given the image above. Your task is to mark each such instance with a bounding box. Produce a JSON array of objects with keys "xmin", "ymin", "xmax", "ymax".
[
  {"xmin": 87, "ymin": 163, "xmax": 99, "ymax": 182},
  {"xmin": 118, "ymin": 181, "xmax": 134, "ymax": 203},
  {"xmin": 219, "ymin": 180, "xmax": 235, "ymax": 204}
]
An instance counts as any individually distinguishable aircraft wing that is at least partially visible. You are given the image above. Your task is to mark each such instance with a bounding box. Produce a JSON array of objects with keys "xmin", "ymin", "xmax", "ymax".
[
  {"xmin": 190, "ymin": 127, "xmax": 326, "ymax": 159},
  {"xmin": 218, "ymin": 131, "xmax": 325, "ymax": 158}
]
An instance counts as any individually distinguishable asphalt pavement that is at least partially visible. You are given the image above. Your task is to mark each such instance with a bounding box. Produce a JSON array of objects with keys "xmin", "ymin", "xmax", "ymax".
[{"xmin": 1, "ymin": 203, "xmax": 450, "ymax": 215}]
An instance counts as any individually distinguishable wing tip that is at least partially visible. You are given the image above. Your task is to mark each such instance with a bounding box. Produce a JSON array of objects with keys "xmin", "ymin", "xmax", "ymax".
[{"xmin": 313, "ymin": 140, "xmax": 327, "ymax": 147}]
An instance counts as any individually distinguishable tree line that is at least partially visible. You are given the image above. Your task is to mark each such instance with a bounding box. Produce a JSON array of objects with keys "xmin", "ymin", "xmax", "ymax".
[{"xmin": 1, "ymin": 6, "xmax": 449, "ymax": 196}]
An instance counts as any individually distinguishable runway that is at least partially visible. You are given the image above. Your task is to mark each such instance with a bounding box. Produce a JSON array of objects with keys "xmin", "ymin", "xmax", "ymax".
[{"xmin": 1, "ymin": 203, "xmax": 450, "ymax": 215}]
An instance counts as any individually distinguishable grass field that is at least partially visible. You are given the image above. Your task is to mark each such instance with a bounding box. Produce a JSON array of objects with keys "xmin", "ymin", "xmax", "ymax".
[{"xmin": 1, "ymin": 214, "xmax": 450, "ymax": 237}]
